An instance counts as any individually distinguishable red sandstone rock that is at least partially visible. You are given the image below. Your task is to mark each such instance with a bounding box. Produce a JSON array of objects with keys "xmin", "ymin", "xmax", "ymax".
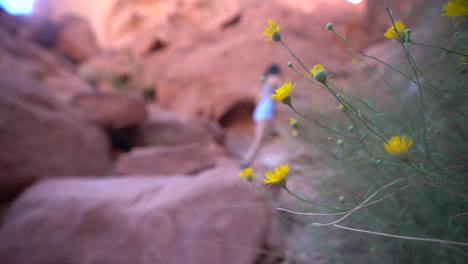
[
  {"xmin": 0, "ymin": 168, "xmax": 271, "ymax": 264},
  {"xmin": 131, "ymin": 105, "xmax": 224, "ymax": 147},
  {"xmin": 115, "ymin": 142, "xmax": 228, "ymax": 175},
  {"xmin": 0, "ymin": 11, "xmax": 95, "ymax": 104},
  {"xmin": 71, "ymin": 92, "xmax": 148, "ymax": 129},
  {"xmin": 54, "ymin": 15, "xmax": 99, "ymax": 62},
  {"xmin": 0, "ymin": 69, "xmax": 111, "ymax": 199},
  {"xmin": 31, "ymin": 0, "xmax": 426, "ymax": 122}
]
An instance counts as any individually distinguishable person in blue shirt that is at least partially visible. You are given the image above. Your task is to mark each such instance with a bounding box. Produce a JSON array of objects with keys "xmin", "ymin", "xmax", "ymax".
[{"xmin": 242, "ymin": 64, "xmax": 282, "ymax": 168}]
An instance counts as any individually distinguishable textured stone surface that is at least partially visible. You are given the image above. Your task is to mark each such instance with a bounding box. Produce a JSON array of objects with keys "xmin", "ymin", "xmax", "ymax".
[
  {"xmin": 0, "ymin": 9, "xmax": 95, "ymax": 104},
  {"xmin": 115, "ymin": 142, "xmax": 229, "ymax": 175},
  {"xmin": 0, "ymin": 69, "xmax": 111, "ymax": 199},
  {"xmin": 31, "ymin": 0, "xmax": 426, "ymax": 121},
  {"xmin": 130, "ymin": 105, "xmax": 224, "ymax": 147},
  {"xmin": 71, "ymin": 92, "xmax": 148, "ymax": 129},
  {"xmin": 0, "ymin": 168, "xmax": 271, "ymax": 264},
  {"xmin": 54, "ymin": 15, "xmax": 98, "ymax": 62}
]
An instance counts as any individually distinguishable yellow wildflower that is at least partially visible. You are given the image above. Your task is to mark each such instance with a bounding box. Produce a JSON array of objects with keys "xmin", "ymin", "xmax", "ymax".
[
  {"xmin": 461, "ymin": 54, "xmax": 468, "ymax": 64},
  {"xmin": 352, "ymin": 56, "xmax": 361, "ymax": 64},
  {"xmin": 384, "ymin": 135, "xmax": 414, "ymax": 155},
  {"xmin": 289, "ymin": 117, "xmax": 297, "ymax": 126},
  {"xmin": 384, "ymin": 20, "xmax": 406, "ymax": 41},
  {"xmin": 239, "ymin": 167, "xmax": 253, "ymax": 177},
  {"xmin": 263, "ymin": 19, "xmax": 283, "ymax": 42},
  {"xmin": 239, "ymin": 167, "xmax": 254, "ymax": 181},
  {"xmin": 291, "ymin": 129, "xmax": 299, "ymax": 137},
  {"xmin": 264, "ymin": 164, "xmax": 290, "ymax": 186},
  {"xmin": 338, "ymin": 103, "xmax": 345, "ymax": 111},
  {"xmin": 310, "ymin": 64, "xmax": 327, "ymax": 84},
  {"xmin": 442, "ymin": 0, "xmax": 468, "ymax": 25},
  {"xmin": 271, "ymin": 82, "xmax": 295, "ymax": 101},
  {"xmin": 310, "ymin": 64, "xmax": 324, "ymax": 75}
]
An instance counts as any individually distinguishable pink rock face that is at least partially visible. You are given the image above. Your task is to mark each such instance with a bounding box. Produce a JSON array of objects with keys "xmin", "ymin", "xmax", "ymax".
[
  {"xmin": 0, "ymin": 10, "xmax": 95, "ymax": 104},
  {"xmin": 0, "ymin": 69, "xmax": 111, "ymax": 198},
  {"xmin": 131, "ymin": 105, "xmax": 224, "ymax": 147},
  {"xmin": 71, "ymin": 92, "xmax": 148, "ymax": 129},
  {"xmin": 0, "ymin": 168, "xmax": 271, "ymax": 264},
  {"xmin": 31, "ymin": 0, "xmax": 427, "ymax": 126},
  {"xmin": 54, "ymin": 15, "xmax": 99, "ymax": 62},
  {"xmin": 115, "ymin": 142, "xmax": 228, "ymax": 175}
]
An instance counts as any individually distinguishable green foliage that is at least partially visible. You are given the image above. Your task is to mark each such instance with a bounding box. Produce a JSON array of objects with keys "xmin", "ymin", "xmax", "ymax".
[{"xmin": 272, "ymin": 1, "xmax": 468, "ymax": 263}]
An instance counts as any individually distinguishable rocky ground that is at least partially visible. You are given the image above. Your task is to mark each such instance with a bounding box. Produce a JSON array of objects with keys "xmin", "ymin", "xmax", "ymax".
[{"xmin": 0, "ymin": 0, "xmax": 440, "ymax": 263}]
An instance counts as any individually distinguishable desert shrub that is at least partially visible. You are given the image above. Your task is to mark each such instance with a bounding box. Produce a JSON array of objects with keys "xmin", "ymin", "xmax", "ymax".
[{"xmin": 243, "ymin": 1, "xmax": 468, "ymax": 263}]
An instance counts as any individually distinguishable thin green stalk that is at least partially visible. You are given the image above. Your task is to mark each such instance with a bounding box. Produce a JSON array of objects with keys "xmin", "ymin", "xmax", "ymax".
[
  {"xmin": 358, "ymin": 57, "xmax": 415, "ymax": 127},
  {"xmin": 289, "ymin": 103, "xmax": 357, "ymax": 140},
  {"xmin": 334, "ymin": 224, "xmax": 468, "ymax": 247},
  {"xmin": 283, "ymin": 186, "xmax": 342, "ymax": 211},
  {"xmin": 411, "ymin": 40, "xmax": 468, "ymax": 57},
  {"xmin": 406, "ymin": 162, "xmax": 459, "ymax": 188},
  {"xmin": 384, "ymin": 2, "xmax": 427, "ymax": 151},
  {"xmin": 323, "ymin": 83, "xmax": 389, "ymax": 143},
  {"xmin": 330, "ymin": 28, "xmax": 413, "ymax": 80},
  {"xmin": 279, "ymin": 39, "xmax": 310, "ymax": 74},
  {"xmin": 331, "ymin": 22, "xmax": 467, "ymax": 118},
  {"xmin": 329, "ymin": 81, "xmax": 406, "ymax": 130}
]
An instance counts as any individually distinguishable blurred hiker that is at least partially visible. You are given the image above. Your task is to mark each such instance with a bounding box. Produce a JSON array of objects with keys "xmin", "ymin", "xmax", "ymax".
[{"xmin": 241, "ymin": 64, "xmax": 282, "ymax": 168}]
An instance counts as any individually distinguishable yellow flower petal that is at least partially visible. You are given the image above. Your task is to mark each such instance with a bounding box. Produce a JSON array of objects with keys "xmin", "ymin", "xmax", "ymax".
[
  {"xmin": 289, "ymin": 117, "xmax": 297, "ymax": 125},
  {"xmin": 263, "ymin": 164, "xmax": 290, "ymax": 186},
  {"xmin": 442, "ymin": 0, "xmax": 468, "ymax": 25},
  {"xmin": 263, "ymin": 19, "xmax": 283, "ymax": 41},
  {"xmin": 271, "ymin": 82, "xmax": 295, "ymax": 101},
  {"xmin": 384, "ymin": 20, "xmax": 406, "ymax": 41},
  {"xmin": 384, "ymin": 135, "xmax": 414, "ymax": 155},
  {"xmin": 310, "ymin": 64, "xmax": 325, "ymax": 75},
  {"xmin": 239, "ymin": 167, "xmax": 253, "ymax": 178}
]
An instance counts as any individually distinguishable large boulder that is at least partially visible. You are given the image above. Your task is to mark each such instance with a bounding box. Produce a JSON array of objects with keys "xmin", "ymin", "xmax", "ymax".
[
  {"xmin": 54, "ymin": 15, "xmax": 99, "ymax": 62},
  {"xmin": 0, "ymin": 69, "xmax": 111, "ymax": 199},
  {"xmin": 0, "ymin": 168, "xmax": 271, "ymax": 264},
  {"xmin": 130, "ymin": 105, "xmax": 224, "ymax": 147},
  {"xmin": 71, "ymin": 92, "xmax": 148, "ymax": 129},
  {"xmin": 115, "ymin": 142, "xmax": 230, "ymax": 175},
  {"xmin": 0, "ymin": 10, "xmax": 95, "ymax": 104}
]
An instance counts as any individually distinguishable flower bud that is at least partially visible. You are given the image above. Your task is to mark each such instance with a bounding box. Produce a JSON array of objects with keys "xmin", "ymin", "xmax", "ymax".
[
  {"xmin": 282, "ymin": 96, "xmax": 292, "ymax": 106},
  {"xmin": 347, "ymin": 125, "xmax": 354, "ymax": 131},
  {"xmin": 338, "ymin": 103, "xmax": 345, "ymax": 112},
  {"xmin": 338, "ymin": 196, "xmax": 345, "ymax": 203},
  {"xmin": 314, "ymin": 70, "xmax": 327, "ymax": 84},
  {"xmin": 337, "ymin": 139, "xmax": 344, "ymax": 147},
  {"xmin": 291, "ymin": 129, "xmax": 298, "ymax": 137},
  {"xmin": 287, "ymin": 62, "xmax": 293, "ymax": 68},
  {"xmin": 289, "ymin": 117, "xmax": 298, "ymax": 128},
  {"xmin": 272, "ymin": 31, "xmax": 282, "ymax": 42},
  {"xmin": 326, "ymin": 23, "xmax": 334, "ymax": 31},
  {"xmin": 311, "ymin": 64, "xmax": 327, "ymax": 85},
  {"xmin": 404, "ymin": 28, "xmax": 412, "ymax": 43},
  {"xmin": 327, "ymin": 137, "xmax": 332, "ymax": 141}
]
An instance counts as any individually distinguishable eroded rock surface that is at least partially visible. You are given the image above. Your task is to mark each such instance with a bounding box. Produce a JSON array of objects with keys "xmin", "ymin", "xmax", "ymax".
[
  {"xmin": 0, "ymin": 168, "xmax": 271, "ymax": 264},
  {"xmin": 0, "ymin": 69, "xmax": 111, "ymax": 199}
]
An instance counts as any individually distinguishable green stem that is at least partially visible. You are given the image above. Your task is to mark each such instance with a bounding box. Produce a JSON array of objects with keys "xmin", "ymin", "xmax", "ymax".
[
  {"xmin": 384, "ymin": 5, "xmax": 428, "ymax": 152},
  {"xmin": 331, "ymin": 21, "xmax": 467, "ymax": 119},
  {"xmin": 279, "ymin": 40, "xmax": 310, "ymax": 74},
  {"xmin": 411, "ymin": 40, "xmax": 468, "ymax": 57},
  {"xmin": 331, "ymin": 29, "xmax": 412, "ymax": 80},
  {"xmin": 289, "ymin": 103, "xmax": 357, "ymax": 140},
  {"xmin": 406, "ymin": 162, "xmax": 458, "ymax": 188},
  {"xmin": 283, "ymin": 186, "xmax": 341, "ymax": 211},
  {"xmin": 324, "ymin": 83, "xmax": 389, "ymax": 143}
]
